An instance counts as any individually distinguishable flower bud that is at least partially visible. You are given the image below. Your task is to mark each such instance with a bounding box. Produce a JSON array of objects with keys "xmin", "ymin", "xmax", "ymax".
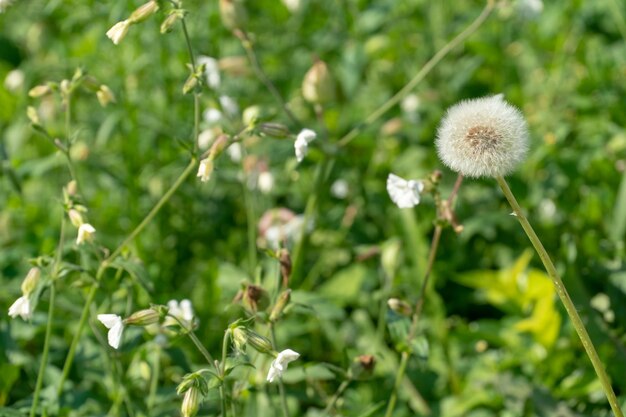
[
  {"xmin": 96, "ymin": 85, "xmax": 116, "ymax": 107},
  {"xmin": 350, "ymin": 354, "xmax": 376, "ymax": 379},
  {"xmin": 269, "ymin": 289, "xmax": 291, "ymax": 322},
  {"xmin": 302, "ymin": 60, "xmax": 335, "ymax": 104},
  {"xmin": 258, "ymin": 123, "xmax": 290, "ymax": 138},
  {"xmin": 183, "ymin": 73, "xmax": 199, "ymax": 95},
  {"xmin": 244, "ymin": 329, "xmax": 274, "ymax": 355},
  {"xmin": 387, "ymin": 298, "xmax": 412, "ymax": 317},
  {"xmin": 21, "ymin": 267, "xmax": 41, "ymax": 296},
  {"xmin": 129, "ymin": 0, "xmax": 160, "ymax": 24},
  {"xmin": 232, "ymin": 326, "xmax": 247, "ymax": 353},
  {"xmin": 125, "ymin": 308, "xmax": 160, "ymax": 326},
  {"xmin": 68, "ymin": 209, "xmax": 84, "ymax": 228},
  {"xmin": 65, "ymin": 180, "xmax": 78, "ymax": 197},
  {"xmin": 161, "ymin": 9, "xmax": 185, "ymax": 34},
  {"xmin": 243, "ymin": 284, "xmax": 270, "ymax": 312},
  {"xmin": 27, "ymin": 106, "xmax": 41, "ymax": 125},
  {"xmin": 181, "ymin": 386, "xmax": 200, "ymax": 417},
  {"xmin": 28, "ymin": 84, "xmax": 51, "ymax": 98},
  {"xmin": 219, "ymin": 0, "xmax": 247, "ymax": 31},
  {"xmin": 381, "ymin": 239, "xmax": 401, "ymax": 278}
]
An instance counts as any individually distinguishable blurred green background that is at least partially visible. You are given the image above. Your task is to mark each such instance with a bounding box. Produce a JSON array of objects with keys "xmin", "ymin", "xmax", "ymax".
[{"xmin": 1, "ymin": 0, "xmax": 626, "ymax": 416}]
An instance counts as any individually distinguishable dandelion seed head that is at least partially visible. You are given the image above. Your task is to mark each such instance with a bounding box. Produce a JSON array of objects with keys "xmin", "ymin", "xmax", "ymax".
[{"xmin": 436, "ymin": 95, "xmax": 529, "ymax": 178}]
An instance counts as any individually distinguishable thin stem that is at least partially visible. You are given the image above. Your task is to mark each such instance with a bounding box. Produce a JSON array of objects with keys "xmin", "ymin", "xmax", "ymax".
[
  {"xmin": 180, "ymin": 17, "xmax": 202, "ymax": 154},
  {"xmin": 324, "ymin": 378, "xmax": 351, "ymax": 416},
  {"xmin": 384, "ymin": 225, "xmax": 442, "ymax": 417},
  {"xmin": 187, "ymin": 329, "xmax": 216, "ymax": 367},
  {"xmin": 57, "ymin": 159, "xmax": 198, "ymax": 396},
  {"xmin": 496, "ymin": 175, "xmax": 624, "ymax": 417},
  {"xmin": 220, "ymin": 329, "xmax": 231, "ymax": 417},
  {"xmin": 269, "ymin": 324, "xmax": 290, "ymax": 417},
  {"xmin": 180, "ymin": 19, "xmax": 197, "ymax": 69},
  {"xmin": 337, "ymin": 0, "xmax": 495, "ymax": 148},
  {"xmin": 30, "ymin": 284, "xmax": 56, "ymax": 417},
  {"xmin": 147, "ymin": 343, "xmax": 161, "ymax": 411},
  {"xmin": 237, "ymin": 31, "xmax": 300, "ymax": 126}
]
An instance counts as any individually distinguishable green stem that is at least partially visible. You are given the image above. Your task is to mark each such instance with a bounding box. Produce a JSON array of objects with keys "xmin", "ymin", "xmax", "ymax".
[
  {"xmin": 186, "ymin": 328, "xmax": 216, "ymax": 367},
  {"xmin": 337, "ymin": 0, "xmax": 495, "ymax": 148},
  {"xmin": 56, "ymin": 159, "xmax": 197, "ymax": 397},
  {"xmin": 30, "ymin": 284, "xmax": 56, "ymax": 417},
  {"xmin": 269, "ymin": 325, "xmax": 290, "ymax": 417},
  {"xmin": 324, "ymin": 378, "xmax": 351, "ymax": 416},
  {"xmin": 496, "ymin": 175, "xmax": 624, "ymax": 417},
  {"xmin": 220, "ymin": 329, "xmax": 231, "ymax": 417},
  {"xmin": 147, "ymin": 343, "xmax": 161, "ymax": 411}
]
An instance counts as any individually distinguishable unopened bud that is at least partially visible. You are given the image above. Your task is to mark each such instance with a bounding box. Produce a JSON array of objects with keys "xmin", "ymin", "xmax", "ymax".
[
  {"xmin": 387, "ymin": 298, "xmax": 412, "ymax": 317},
  {"xmin": 258, "ymin": 123, "xmax": 290, "ymax": 138},
  {"xmin": 27, "ymin": 106, "xmax": 41, "ymax": 125},
  {"xmin": 68, "ymin": 209, "xmax": 84, "ymax": 228},
  {"xmin": 60, "ymin": 79, "xmax": 71, "ymax": 96},
  {"xmin": 302, "ymin": 60, "xmax": 335, "ymax": 104},
  {"xmin": 244, "ymin": 329, "xmax": 274, "ymax": 355},
  {"xmin": 381, "ymin": 239, "xmax": 401, "ymax": 279},
  {"xmin": 125, "ymin": 308, "xmax": 160, "ymax": 326},
  {"xmin": 243, "ymin": 284, "xmax": 270, "ymax": 312},
  {"xmin": 161, "ymin": 9, "xmax": 185, "ymax": 34},
  {"xmin": 350, "ymin": 354, "xmax": 376, "ymax": 379},
  {"xmin": 269, "ymin": 289, "xmax": 291, "ymax": 322},
  {"xmin": 232, "ymin": 326, "xmax": 247, "ymax": 353},
  {"xmin": 96, "ymin": 85, "xmax": 116, "ymax": 107},
  {"xmin": 183, "ymin": 73, "xmax": 199, "ymax": 95},
  {"xmin": 21, "ymin": 267, "xmax": 41, "ymax": 296},
  {"xmin": 181, "ymin": 386, "xmax": 200, "ymax": 417},
  {"xmin": 28, "ymin": 85, "xmax": 51, "ymax": 98},
  {"xmin": 278, "ymin": 249, "xmax": 291, "ymax": 287},
  {"xmin": 65, "ymin": 180, "xmax": 78, "ymax": 197},
  {"xmin": 219, "ymin": 0, "xmax": 247, "ymax": 30},
  {"xmin": 129, "ymin": 0, "xmax": 160, "ymax": 24}
]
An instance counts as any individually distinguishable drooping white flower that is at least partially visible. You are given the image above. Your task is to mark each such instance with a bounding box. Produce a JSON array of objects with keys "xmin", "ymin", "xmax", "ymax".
[
  {"xmin": 258, "ymin": 171, "xmax": 274, "ymax": 194},
  {"xmin": 76, "ymin": 223, "xmax": 96, "ymax": 245},
  {"xmin": 8, "ymin": 296, "xmax": 31, "ymax": 320},
  {"xmin": 386, "ymin": 174, "xmax": 424, "ymax": 209},
  {"xmin": 436, "ymin": 95, "xmax": 529, "ymax": 178},
  {"xmin": 203, "ymin": 108, "xmax": 223, "ymax": 125},
  {"xmin": 106, "ymin": 20, "xmax": 131, "ymax": 45},
  {"xmin": 330, "ymin": 179, "xmax": 349, "ymax": 199},
  {"xmin": 197, "ymin": 158, "xmax": 214, "ymax": 183},
  {"xmin": 197, "ymin": 56, "xmax": 221, "ymax": 89},
  {"xmin": 267, "ymin": 349, "xmax": 300, "ymax": 383},
  {"xmin": 294, "ymin": 129, "xmax": 317, "ymax": 163},
  {"xmin": 97, "ymin": 314, "xmax": 124, "ymax": 349},
  {"xmin": 4, "ymin": 69, "xmax": 24, "ymax": 92},
  {"xmin": 219, "ymin": 95, "xmax": 239, "ymax": 117},
  {"xmin": 167, "ymin": 299, "xmax": 194, "ymax": 327}
]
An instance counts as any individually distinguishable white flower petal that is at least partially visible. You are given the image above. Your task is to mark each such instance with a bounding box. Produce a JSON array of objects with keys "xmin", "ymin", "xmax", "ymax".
[
  {"xmin": 8, "ymin": 296, "xmax": 31, "ymax": 320},
  {"xmin": 76, "ymin": 223, "xmax": 96, "ymax": 245},
  {"xmin": 98, "ymin": 314, "xmax": 122, "ymax": 329},
  {"xmin": 386, "ymin": 174, "xmax": 423, "ymax": 209},
  {"xmin": 267, "ymin": 349, "xmax": 300, "ymax": 383},
  {"xmin": 180, "ymin": 299, "xmax": 194, "ymax": 322},
  {"xmin": 98, "ymin": 314, "xmax": 124, "ymax": 349}
]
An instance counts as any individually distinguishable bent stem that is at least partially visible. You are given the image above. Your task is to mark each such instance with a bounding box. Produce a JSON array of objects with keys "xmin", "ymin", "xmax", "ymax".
[
  {"xmin": 496, "ymin": 175, "xmax": 624, "ymax": 417},
  {"xmin": 384, "ymin": 225, "xmax": 442, "ymax": 417}
]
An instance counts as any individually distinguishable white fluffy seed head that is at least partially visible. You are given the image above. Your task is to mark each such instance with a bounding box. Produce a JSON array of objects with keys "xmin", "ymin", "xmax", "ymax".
[{"xmin": 435, "ymin": 95, "xmax": 529, "ymax": 178}]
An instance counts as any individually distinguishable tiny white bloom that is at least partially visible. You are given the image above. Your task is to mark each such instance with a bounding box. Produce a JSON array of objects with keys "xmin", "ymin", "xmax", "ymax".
[
  {"xmin": 8, "ymin": 296, "xmax": 31, "ymax": 320},
  {"xmin": 294, "ymin": 129, "xmax": 316, "ymax": 163},
  {"xmin": 106, "ymin": 20, "xmax": 131, "ymax": 45},
  {"xmin": 197, "ymin": 158, "xmax": 213, "ymax": 182},
  {"xmin": 258, "ymin": 171, "xmax": 274, "ymax": 194},
  {"xmin": 97, "ymin": 314, "xmax": 124, "ymax": 349},
  {"xmin": 219, "ymin": 95, "xmax": 239, "ymax": 117},
  {"xmin": 330, "ymin": 179, "xmax": 349, "ymax": 199},
  {"xmin": 386, "ymin": 173, "xmax": 424, "ymax": 209},
  {"xmin": 227, "ymin": 142, "xmax": 242, "ymax": 163},
  {"xmin": 76, "ymin": 223, "xmax": 96, "ymax": 245},
  {"xmin": 203, "ymin": 108, "xmax": 223, "ymax": 125},
  {"xmin": 197, "ymin": 56, "xmax": 221, "ymax": 89},
  {"xmin": 401, "ymin": 94, "xmax": 420, "ymax": 114},
  {"xmin": 198, "ymin": 128, "xmax": 218, "ymax": 150},
  {"xmin": 167, "ymin": 299, "xmax": 194, "ymax": 326},
  {"xmin": 4, "ymin": 69, "xmax": 24, "ymax": 92},
  {"xmin": 267, "ymin": 349, "xmax": 300, "ymax": 383}
]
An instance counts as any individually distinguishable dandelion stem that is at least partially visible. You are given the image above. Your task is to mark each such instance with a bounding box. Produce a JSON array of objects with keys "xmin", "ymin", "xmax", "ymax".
[
  {"xmin": 56, "ymin": 159, "xmax": 198, "ymax": 397},
  {"xmin": 236, "ymin": 30, "xmax": 301, "ymax": 126},
  {"xmin": 270, "ymin": 324, "xmax": 290, "ymax": 417},
  {"xmin": 337, "ymin": 0, "xmax": 495, "ymax": 148},
  {"xmin": 496, "ymin": 175, "xmax": 624, "ymax": 417}
]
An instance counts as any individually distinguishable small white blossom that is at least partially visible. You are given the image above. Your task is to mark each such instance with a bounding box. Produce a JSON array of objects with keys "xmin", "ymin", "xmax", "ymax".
[
  {"xmin": 97, "ymin": 314, "xmax": 124, "ymax": 349},
  {"xmin": 330, "ymin": 179, "xmax": 349, "ymax": 199},
  {"xmin": 76, "ymin": 223, "xmax": 96, "ymax": 245},
  {"xmin": 197, "ymin": 56, "xmax": 221, "ymax": 89},
  {"xmin": 267, "ymin": 349, "xmax": 300, "ymax": 383},
  {"xmin": 4, "ymin": 69, "xmax": 24, "ymax": 92},
  {"xmin": 281, "ymin": 0, "xmax": 301, "ymax": 12},
  {"xmin": 197, "ymin": 158, "xmax": 213, "ymax": 182},
  {"xmin": 227, "ymin": 142, "xmax": 242, "ymax": 163},
  {"xmin": 106, "ymin": 20, "xmax": 131, "ymax": 45},
  {"xmin": 8, "ymin": 296, "xmax": 31, "ymax": 320},
  {"xmin": 203, "ymin": 108, "xmax": 223, "ymax": 125},
  {"xmin": 258, "ymin": 171, "xmax": 274, "ymax": 194},
  {"xmin": 219, "ymin": 95, "xmax": 239, "ymax": 117},
  {"xmin": 386, "ymin": 173, "xmax": 424, "ymax": 209},
  {"xmin": 167, "ymin": 299, "xmax": 194, "ymax": 327},
  {"xmin": 294, "ymin": 129, "xmax": 316, "ymax": 163},
  {"xmin": 198, "ymin": 128, "xmax": 218, "ymax": 150}
]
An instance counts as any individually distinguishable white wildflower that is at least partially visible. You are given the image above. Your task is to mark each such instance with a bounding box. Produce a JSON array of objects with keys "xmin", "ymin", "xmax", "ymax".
[
  {"xmin": 203, "ymin": 108, "xmax": 223, "ymax": 125},
  {"xmin": 436, "ymin": 95, "xmax": 529, "ymax": 178},
  {"xmin": 258, "ymin": 171, "xmax": 274, "ymax": 194},
  {"xmin": 267, "ymin": 349, "xmax": 300, "ymax": 383},
  {"xmin": 294, "ymin": 129, "xmax": 316, "ymax": 163},
  {"xmin": 167, "ymin": 299, "xmax": 194, "ymax": 326},
  {"xmin": 197, "ymin": 158, "xmax": 213, "ymax": 182},
  {"xmin": 97, "ymin": 314, "xmax": 124, "ymax": 349},
  {"xmin": 106, "ymin": 20, "xmax": 131, "ymax": 45},
  {"xmin": 198, "ymin": 56, "xmax": 221, "ymax": 89},
  {"xmin": 219, "ymin": 95, "xmax": 239, "ymax": 117},
  {"xmin": 198, "ymin": 128, "xmax": 218, "ymax": 150},
  {"xmin": 4, "ymin": 69, "xmax": 24, "ymax": 92},
  {"xmin": 76, "ymin": 223, "xmax": 96, "ymax": 245},
  {"xmin": 227, "ymin": 142, "xmax": 242, "ymax": 163},
  {"xmin": 386, "ymin": 173, "xmax": 424, "ymax": 209},
  {"xmin": 330, "ymin": 179, "xmax": 349, "ymax": 199},
  {"xmin": 8, "ymin": 296, "xmax": 31, "ymax": 320}
]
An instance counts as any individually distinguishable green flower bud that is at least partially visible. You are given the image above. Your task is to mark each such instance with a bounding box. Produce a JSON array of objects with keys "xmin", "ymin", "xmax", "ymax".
[
  {"xmin": 219, "ymin": 0, "xmax": 247, "ymax": 31},
  {"xmin": 269, "ymin": 289, "xmax": 291, "ymax": 322},
  {"xmin": 302, "ymin": 60, "xmax": 335, "ymax": 104},
  {"xmin": 161, "ymin": 9, "xmax": 185, "ymax": 34},
  {"xmin": 129, "ymin": 1, "xmax": 160, "ymax": 24},
  {"xmin": 181, "ymin": 386, "xmax": 200, "ymax": 417},
  {"xmin": 258, "ymin": 123, "xmax": 291, "ymax": 139},
  {"xmin": 125, "ymin": 308, "xmax": 160, "ymax": 326},
  {"xmin": 21, "ymin": 267, "xmax": 41, "ymax": 296}
]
